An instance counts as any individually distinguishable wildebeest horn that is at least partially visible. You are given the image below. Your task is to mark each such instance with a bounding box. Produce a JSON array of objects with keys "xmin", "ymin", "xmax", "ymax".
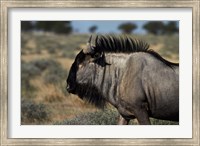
[
  {"xmin": 83, "ymin": 35, "xmax": 94, "ymax": 54},
  {"xmin": 95, "ymin": 35, "xmax": 98, "ymax": 45},
  {"xmin": 88, "ymin": 35, "xmax": 92, "ymax": 43}
]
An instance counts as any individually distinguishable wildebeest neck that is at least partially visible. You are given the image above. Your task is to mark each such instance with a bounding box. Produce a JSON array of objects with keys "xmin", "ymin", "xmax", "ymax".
[
  {"xmin": 75, "ymin": 83, "xmax": 106, "ymax": 108},
  {"xmin": 92, "ymin": 53, "xmax": 131, "ymax": 107}
]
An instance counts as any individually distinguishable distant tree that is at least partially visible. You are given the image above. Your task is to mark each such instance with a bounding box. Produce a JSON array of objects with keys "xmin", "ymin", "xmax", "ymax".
[
  {"xmin": 163, "ymin": 21, "xmax": 179, "ymax": 35},
  {"xmin": 35, "ymin": 21, "xmax": 52, "ymax": 32},
  {"xmin": 51, "ymin": 21, "xmax": 72, "ymax": 34},
  {"xmin": 89, "ymin": 25, "xmax": 98, "ymax": 33},
  {"xmin": 143, "ymin": 21, "xmax": 165, "ymax": 35},
  {"xmin": 21, "ymin": 21, "xmax": 34, "ymax": 32},
  {"xmin": 118, "ymin": 23, "xmax": 137, "ymax": 34},
  {"xmin": 35, "ymin": 21, "xmax": 72, "ymax": 34}
]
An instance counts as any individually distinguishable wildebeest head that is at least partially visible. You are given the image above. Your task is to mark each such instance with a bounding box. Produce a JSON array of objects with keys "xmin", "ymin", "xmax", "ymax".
[
  {"xmin": 66, "ymin": 35, "xmax": 107, "ymax": 94},
  {"xmin": 66, "ymin": 35, "xmax": 108, "ymax": 108}
]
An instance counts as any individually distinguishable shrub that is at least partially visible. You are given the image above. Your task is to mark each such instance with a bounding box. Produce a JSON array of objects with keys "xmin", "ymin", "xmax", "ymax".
[
  {"xmin": 47, "ymin": 47, "xmax": 56, "ymax": 54},
  {"xmin": 44, "ymin": 63, "xmax": 68, "ymax": 85},
  {"xmin": 21, "ymin": 62, "xmax": 42, "ymax": 78},
  {"xmin": 21, "ymin": 99, "xmax": 51, "ymax": 124},
  {"xmin": 21, "ymin": 59, "xmax": 68, "ymax": 99},
  {"xmin": 31, "ymin": 59, "xmax": 59, "ymax": 71},
  {"xmin": 21, "ymin": 82, "xmax": 36, "ymax": 99},
  {"xmin": 21, "ymin": 62, "xmax": 42, "ymax": 98},
  {"xmin": 61, "ymin": 51, "xmax": 75, "ymax": 59},
  {"xmin": 55, "ymin": 108, "xmax": 179, "ymax": 125},
  {"xmin": 22, "ymin": 59, "xmax": 65, "ymax": 78},
  {"xmin": 150, "ymin": 118, "xmax": 178, "ymax": 125},
  {"xmin": 55, "ymin": 109, "xmax": 119, "ymax": 125}
]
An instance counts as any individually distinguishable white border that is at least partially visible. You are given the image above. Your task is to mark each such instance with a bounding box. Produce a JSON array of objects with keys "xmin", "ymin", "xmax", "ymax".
[{"xmin": 8, "ymin": 8, "xmax": 192, "ymax": 138}]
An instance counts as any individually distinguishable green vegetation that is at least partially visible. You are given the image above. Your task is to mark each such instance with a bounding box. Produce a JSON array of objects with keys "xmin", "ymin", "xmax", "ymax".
[
  {"xmin": 43, "ymin": 61, "xmax": 68, "ymax": 85},
  {"xmin": 89, "ymin": 25, "xmax": 98, "ymax": 33},
  {"xmin": 21, "ymin": 61, "xmax": 42, "ymax": 98},
  {"xmin": 118, "ymin": 22, "xmax": 137, "ymax": 34},
  {"xmin": 135, "ymin": 34, "xmax": 179, "ymax": 60},
  {"xmin": 55, "ymin": 108, "xmax": 119, "ymax": 125},
  {"xmin": 55, "ymin": 108, "xmax": 178, "ymax": 125},
  {"xmin": 21, "ymin": 99, "xmax": 51, "ymax": 124},
  {"xmin": 143, "ymin": 21, "xmax": 178, "ymax": 35},
  {"xmin": 21, "ymin": 21, "xmax": 72, "ymax": 35},
  {"xmin": 21, "ymin": 21, "xmax": 34, "ymax": 32},
  {"xmin": 21, "ymin": 32, "xmax": 87, "ymax": 56}
]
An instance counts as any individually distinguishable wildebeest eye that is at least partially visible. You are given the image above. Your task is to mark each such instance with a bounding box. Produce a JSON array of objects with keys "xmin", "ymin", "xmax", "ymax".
[
  {"xmin": 78, "ymin": 64, "xmax": 83, "ymax": 69},
  {"xmin": 93, "ymin": 52, "xmax": 102, "ymax": 59}
]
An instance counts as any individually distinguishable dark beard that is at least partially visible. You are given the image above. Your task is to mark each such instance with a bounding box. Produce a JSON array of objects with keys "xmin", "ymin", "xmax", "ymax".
[{"xmin": 75, "ymin": 83, "xmax": 107, "ymax": 109}]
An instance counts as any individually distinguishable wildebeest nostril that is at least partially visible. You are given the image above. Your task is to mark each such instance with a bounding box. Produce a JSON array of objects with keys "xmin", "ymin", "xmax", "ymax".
[{"xmin": 66, "ymin": 84, "xmax": 75, "ymax": 93}]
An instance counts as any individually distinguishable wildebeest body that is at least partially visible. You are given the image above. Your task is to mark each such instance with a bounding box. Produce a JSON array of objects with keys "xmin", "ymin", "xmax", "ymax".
[
  {"xmin": 118, "ymin": 53, "xmax": 179, "ymax": 122},
  {"xmin": 67, "ymin": 35, "xmax": 179, "ymax": 124}
]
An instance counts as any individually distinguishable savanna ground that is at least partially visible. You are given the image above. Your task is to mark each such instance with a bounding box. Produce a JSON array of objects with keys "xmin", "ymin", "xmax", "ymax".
[{"xmin": 21, "ymin": 32, "xmax": 179, "ymax": 125}]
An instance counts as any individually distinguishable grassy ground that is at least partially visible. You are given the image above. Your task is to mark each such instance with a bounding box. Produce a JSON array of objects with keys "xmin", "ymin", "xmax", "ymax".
[{"xmin": 21, "ymin": 32, "xmax": 179, "ymax": 125}]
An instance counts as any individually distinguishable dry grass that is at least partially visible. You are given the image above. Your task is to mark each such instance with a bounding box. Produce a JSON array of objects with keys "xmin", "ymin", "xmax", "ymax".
[
  {"xmin": 22, "ymin": 51, "xmax": 51, "ymax": 62},
  {"xmin": 56, "ymin": 58, "xmax": 74, "ymax": 69},
  {"xmin": 31, "ymin": 78, "xmax": 62, "ymax": 102}
]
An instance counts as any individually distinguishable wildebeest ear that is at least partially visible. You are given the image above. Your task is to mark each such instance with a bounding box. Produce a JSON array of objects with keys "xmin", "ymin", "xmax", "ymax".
[
  {"xmin": 88, "ymin": 35, "xmax": 92, "ymax": 43},
  {"xmin": 83, "ymin": 35, "xmax": 95, "ymax": 54}
]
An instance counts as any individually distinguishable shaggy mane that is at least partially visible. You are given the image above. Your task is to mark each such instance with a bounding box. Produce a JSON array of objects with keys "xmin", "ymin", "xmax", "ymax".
[{"xmin": 95, "ymin": 34, "xmax": 179, "ymax": 67}]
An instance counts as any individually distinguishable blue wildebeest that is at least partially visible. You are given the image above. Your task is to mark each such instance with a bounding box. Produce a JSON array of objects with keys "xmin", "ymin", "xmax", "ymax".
[{"xmin": 66, "ymin": 35, "xmax": 179, "ymax": 125}]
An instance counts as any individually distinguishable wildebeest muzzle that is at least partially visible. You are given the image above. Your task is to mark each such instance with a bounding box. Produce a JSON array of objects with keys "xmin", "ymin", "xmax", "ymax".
[{"xmin": 66, "ymin": 83, "xmax": 76, "ymax": 94}]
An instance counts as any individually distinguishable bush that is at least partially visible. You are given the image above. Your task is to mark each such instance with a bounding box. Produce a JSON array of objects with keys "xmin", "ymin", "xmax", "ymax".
[
  {"xmin": 48, "ymin": 47, "xmax": 56, "ymax": 54},
  {"xmin": 21, "ymin": 58, "xmax": 68, "ymax": 87},
  {"xmin": 118, "ymin": 22, "xmax": 137, "ymax": 34},
  {"xmin": 21, "ymin": 81, "xmax": 36, "ymax": 99},
  {"xmin": 35, "ymin": 21, "xmax": 72, "ymax": 35},
  {"xmin": 150, "ymin": 118, "xmax": 178, "ymax": 125},
  {"xmin": 21, "ymin": 99, "xmax": 51, "ymax": 124},
  {"xmin": 55, "ymin": 108, "xmax": 179, "ymax": 125},
  {"xmin": 44, "ymin": 63, "xmax": 68, "ymax": 85},
  {"xmin": 21, "ymin": 62, "xmax": 42, "ymax": 98},
  {"xmin": 55, "ymin": 109, "xmax": 119, "ymax": 125},
  {"xmin": 21, "ymin": 62, "xmax": 42, "ymax": 78},
  {"xmin": 31, "ymin": 59, "xmax": 59, "ymax": 71},
  {"xmin": 21, "ymin": 59, "xmax": 66, "ymax": 98},
  {"xmin": 61, "ymin": 51, "xmax": 75, "ymax": 59}
]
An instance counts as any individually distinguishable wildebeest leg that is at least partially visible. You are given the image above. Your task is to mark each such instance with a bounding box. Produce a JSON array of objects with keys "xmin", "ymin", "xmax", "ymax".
[
  {"xmin": 134, "ymin": 109, "xmax": 151, "ymax": 125},
  {"xmin": 118, "ymin": 115, "xmax": 130, "ymax": 125}
]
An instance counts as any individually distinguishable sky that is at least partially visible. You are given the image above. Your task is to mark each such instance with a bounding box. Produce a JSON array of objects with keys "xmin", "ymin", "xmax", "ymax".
[{"xmin": 71, "ymin": 20, "xmax": 179, "ymax": 34}]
